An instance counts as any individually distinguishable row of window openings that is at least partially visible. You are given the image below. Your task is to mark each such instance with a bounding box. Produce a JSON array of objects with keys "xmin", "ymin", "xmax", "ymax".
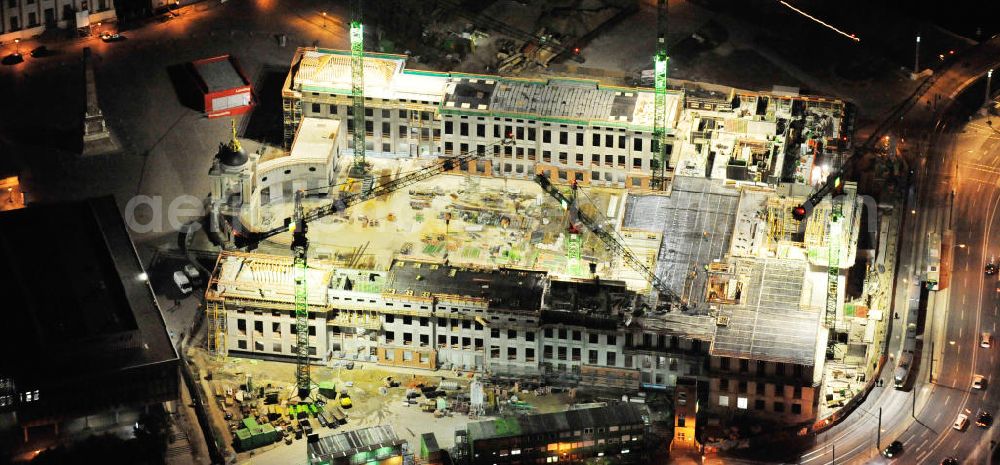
[
  {"xmin": 719, "ymin": 395, "xmax": 803, "ymax": 414},
  {"xmin": 540, "ymin": 329, "xmax": 696, "ymax": 351},
  {"xmin": 235, "ymin": 320, "xmax": 316, "ymax": 337},
  {"xmin": 719, "ymin": 357, "xmax": 804, "ymax": 378},
  {"xmin": 235, "ymin": 339, "xmax": 318, "ymax": 355},
  {"xmin": 310, "ymin": 104, "xmax": 433, "ymax": 122},
  {"xmin": 718, "ymin": 379, "xmax": 804, "ymax": 399},
  {"xmin": 443, "ymin": 121, "xmax": 654, "ymax": 152}
]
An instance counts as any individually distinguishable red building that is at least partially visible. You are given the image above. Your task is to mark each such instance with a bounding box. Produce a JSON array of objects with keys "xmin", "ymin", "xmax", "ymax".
[{"xmin": 191, "ymin": 55, "xmax": 254, "ymax": 118}]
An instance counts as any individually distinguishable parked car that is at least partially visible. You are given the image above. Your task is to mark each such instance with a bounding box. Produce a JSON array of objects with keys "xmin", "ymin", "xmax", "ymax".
[
  {"xmin": 972, "ymin": 374, "xmax": 987, "ymax": 390},
  {"xmin": 882, "ymin": 440, "xmax": 903, "ymax": 458},
  {"xmin": 100, "ymin": 32, "xmax": 127, "ymax": 42},
  {"xmin": 183, "ymin": 264, "xmax": 202, "ymax": 286},
  {"xmin": 977, "ymin": 410, "xmax": 993, "ymax": 428},
  {"xmin": 953, "ymin": 413, "xmax": 969, "ymax": 431},
  {"xmin": 981, "ymin": 331, "xmax": 992, "ymax": 348},
  {"xmin": 941, "ymin": 458, "xmax": 959, "ymax": 465},
  {"xmin": 172, "ymin": 271, "xmax": 193, "ymax": 294},
  {"xmin": 30, "ymin": 46, "xmax": 52, "ymax": 58}
]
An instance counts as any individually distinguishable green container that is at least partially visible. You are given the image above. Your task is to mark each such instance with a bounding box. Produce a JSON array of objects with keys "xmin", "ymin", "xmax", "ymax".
[
  {"xmin": 308, "ymin": 403, "xmax": 318, "ymax": 414},
  {"xmin": 243, "ymin": 417, "xmax": 259, "ymax": 431},
  {"xmin": 259, "ymin": 424, "xmax": 278, "ymax": 445},
  {"xmin": 235, "ymin": 428, "xmax": 253, "ymax": 451},
  {"xmin": 319, "ymin": 382, "xmax": 337, "ymax": 399}
]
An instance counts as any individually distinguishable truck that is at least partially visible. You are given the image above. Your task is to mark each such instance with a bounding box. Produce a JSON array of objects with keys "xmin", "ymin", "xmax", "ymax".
[
  {"xmin": 893, "ymin": 351, "xmax": 914, "ymax": 388},
  {"xmin": 925, "ymin": 232, "xmax": 941, "ymax": 290}
]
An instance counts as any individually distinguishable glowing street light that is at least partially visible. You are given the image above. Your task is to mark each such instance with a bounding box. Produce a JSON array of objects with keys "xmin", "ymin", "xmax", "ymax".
[
  {"xmin": 322, "ymin": 11, "xmax": 327, "ymax": 29},
  {"xmin": 13, "ymin": 38, "xmax": 20, "ymax": 55}
]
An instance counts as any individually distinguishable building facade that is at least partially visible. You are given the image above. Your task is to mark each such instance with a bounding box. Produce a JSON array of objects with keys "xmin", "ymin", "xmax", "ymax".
[
  {"xmin": 281, "ymin": 47, "xmax": 850, "ymax": 192},
  {"xmin": 462, "ymin": 403, "xmax": 650, "ymax": 465},
  {"xmin": 0, "ymin": 0, "xmax": 115, "ymax": 42},
  {"xmin": 206, "ymin": 251, "xmax": 822, "ymax": 426}
]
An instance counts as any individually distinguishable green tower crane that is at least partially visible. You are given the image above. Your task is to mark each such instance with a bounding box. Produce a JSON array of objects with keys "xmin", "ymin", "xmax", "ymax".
[
  {"xmin": 651, "ymin": 0, "xmax": 670, "ymax": 191},
  {"xmin": 349, "ymin": 0, "xmax": 368, "ymax": 178}
]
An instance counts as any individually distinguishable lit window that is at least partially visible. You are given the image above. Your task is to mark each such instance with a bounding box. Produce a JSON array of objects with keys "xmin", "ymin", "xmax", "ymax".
[
  {"xmin": 719, "ymin": 395, "xmax": 729, "ymax": 407},
  {"xmin": 737, "ymin": 397, "xmax": 748, "ymax": 409},
  {"xmin": 622, "ymin": 449, "xmax": 630, "ymax": 454},
  {"xmin": 511, "ymin": 449, "xmax": 521, "ymax": 455}
]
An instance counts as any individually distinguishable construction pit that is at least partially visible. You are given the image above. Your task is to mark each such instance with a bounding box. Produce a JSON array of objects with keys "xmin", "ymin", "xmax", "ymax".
[
  {"xmin": 246, "ymin": 155, "xmax": 663, "ymax": 292},
  {"xmin": 188, "ymin": 346, "xmax": 583, "ymax": 464}
]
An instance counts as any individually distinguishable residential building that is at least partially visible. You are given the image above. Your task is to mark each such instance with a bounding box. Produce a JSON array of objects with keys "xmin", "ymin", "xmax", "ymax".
[
  {"xmin": 308, "ymin": 425, "xmax": 410, "ymax": 465},
  {"xmin": 671, "ymin": 377, "xmax": 699, "ymax": 451},
  {"xmin": 459, "ymin": 403, "xmax": 650, "ymax": 465}
]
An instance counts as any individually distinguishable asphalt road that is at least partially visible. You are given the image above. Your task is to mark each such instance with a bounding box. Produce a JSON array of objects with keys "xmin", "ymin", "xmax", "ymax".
[{"xmin": 790, "ymin": 35, "xmax": 1000, "ymax": 465}]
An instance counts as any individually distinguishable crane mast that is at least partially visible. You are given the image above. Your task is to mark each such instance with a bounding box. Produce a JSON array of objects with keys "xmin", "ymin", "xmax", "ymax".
[
  {"xmin": 651, "ymin": 0, "xmax": 670, "ymax": 191},
  {"xmin": 349, "ymin": 0, "xmax": 367, "ymax": 177},
  {"xmin": 289, "ymin": 191, "xmax": 311, "ymax": 400}
]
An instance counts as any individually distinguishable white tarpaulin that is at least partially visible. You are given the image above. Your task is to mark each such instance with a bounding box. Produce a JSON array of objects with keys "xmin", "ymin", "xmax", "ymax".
[{"xmin": 75, "ymin": 10, "xmax": 90, "ymax": 28}]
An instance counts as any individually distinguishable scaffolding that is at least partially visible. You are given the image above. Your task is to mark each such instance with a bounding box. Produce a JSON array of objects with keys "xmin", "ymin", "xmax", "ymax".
[
  {"xmin": 206, "ymin": 299, "xmax": 227, "ymax": 357},
  {"xmin": 764, "ymin": 197, "xmax": 804, "ymax": 252}
]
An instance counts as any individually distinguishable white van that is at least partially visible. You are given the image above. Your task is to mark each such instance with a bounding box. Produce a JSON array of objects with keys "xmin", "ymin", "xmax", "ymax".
[{"xmin": 173, "ymin": 271, "xmax": 193, "ymax": 295}]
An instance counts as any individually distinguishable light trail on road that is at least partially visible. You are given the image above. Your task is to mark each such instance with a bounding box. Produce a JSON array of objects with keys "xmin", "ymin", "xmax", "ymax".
[{"xmin": 777, "ymin": 1, "xmax": 860, "ymax": 43}]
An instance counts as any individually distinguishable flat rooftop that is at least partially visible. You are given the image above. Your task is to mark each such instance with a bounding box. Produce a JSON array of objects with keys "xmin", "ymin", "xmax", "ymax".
[
  {"xmin": 308, "ymin": 425, "xmax": 404, "ymax": 463},
  {"xmin": 210, "ymin": 252, "xmax": 334, "ymax": 307},
  {"xmin": 193, "ymin": 55, "xmax": 248, "ymax": 92},
  {"xmin": 710, "ymin": 258, "xmax": 819, "ymax": 365},
  {"xmin": 287, "ymin": 117, "xmax": 339, "ymax": 162},
  {"xmin": 443, "ymin": 76, "xmax": 681, "ymax": 129},
  {"xmin": 622, "ymin": 176, "xmax": 740, "ymax": 309},
  {"xmin": 0, "ymin": 196, "xmax": 177, "ymax": 385},
  {"xmin": 467, "ymin": 403, "xmax": 646, "ymax": 442},
  {"xmin": 386, "ymin": 260, "xmax": 546, "ymax": 311}
]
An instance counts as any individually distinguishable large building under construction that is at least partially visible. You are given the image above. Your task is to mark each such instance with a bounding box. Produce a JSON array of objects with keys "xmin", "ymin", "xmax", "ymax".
[{"xmin": 203, "ymin": 47, "xmax": 872, "ymax": 429}]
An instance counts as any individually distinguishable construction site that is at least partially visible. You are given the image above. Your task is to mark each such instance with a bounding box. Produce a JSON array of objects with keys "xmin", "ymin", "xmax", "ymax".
[{"xmin": 176, "ymin": 2, "xmax": 899, "ymax": 464}]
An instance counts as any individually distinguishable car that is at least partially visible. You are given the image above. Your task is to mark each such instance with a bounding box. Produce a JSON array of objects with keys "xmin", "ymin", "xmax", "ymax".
[
  {"xmin": 882, "ymin": 440, "xmax": 903, "ymax": 458},
  {"xmin": 99, "ymin": 32, "xmax": 127, "ymax": 42},
  {"xmin": 941, "ymin": 458, "xmax": 959, "ymax": 465},
  {"xmin": 972, "ymin": 374, "xmax": 987, "ymax": 390},
  {"xmin": 981, "ymin": 332, "xmax": 992, "ymax": 348},
  {"xmin": 173, "ymin": 271, "xmax": 193, "ymax": 294},
  {"xmin": 953, "ymin": 413, "xmax": 969, "ymax": 431},
  {"xmin": 339, "ymin": 396, "xmax": 352, "ymax": 409},
  {"xmin": 183, "ymin": 264, "xmax": 202, "ymax": 286},
  {"xmin": 986, "ymin": 261, "xmax": 998, "ymax": 275},
  {"xmin": 1, "ymin": 53, "xmax": 24, "ymax": 65},
  {"xmin": 29, "ymin": 46, "xmax": 51, "ymax": 58},
  {"xmin": 977, "ymin": 410, "xmax": 993, "ymax": 428}
]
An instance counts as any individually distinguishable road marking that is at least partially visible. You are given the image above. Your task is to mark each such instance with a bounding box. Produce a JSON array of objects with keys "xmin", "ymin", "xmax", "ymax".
[{"xmin": 954, "ymin": 439, "xmax": 961, "ymax": 450}]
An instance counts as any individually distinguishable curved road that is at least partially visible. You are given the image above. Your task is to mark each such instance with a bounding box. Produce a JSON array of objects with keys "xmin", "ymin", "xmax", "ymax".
[{"xmin": 794, "ymin": 35, "xmax": 1000, "ymax": 465}]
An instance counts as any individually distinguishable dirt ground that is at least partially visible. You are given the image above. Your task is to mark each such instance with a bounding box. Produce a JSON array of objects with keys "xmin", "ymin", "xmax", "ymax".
[{"xmin": 189, "ymin": 347, "xmax": 597, "ymax": 462}]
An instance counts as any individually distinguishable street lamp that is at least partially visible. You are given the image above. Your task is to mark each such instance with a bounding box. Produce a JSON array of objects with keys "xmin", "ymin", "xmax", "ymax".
[
  {"xmin": 322, "ymin": 11, "xmax": 327, "ymax": 28},
  {"xmin": 914, "ymin": 34, "xmax": 920, "ymax": 75},
  {"xmin": 13, "ymin": 38, "xmax": 19, "ymax": 56},
  {"xmin": 6, "ymin": 187, "xmax": 13, "ymax": 204},
  {"xmin": 985, "ymin": 69, "xmax": 994, "ymax": 109}
]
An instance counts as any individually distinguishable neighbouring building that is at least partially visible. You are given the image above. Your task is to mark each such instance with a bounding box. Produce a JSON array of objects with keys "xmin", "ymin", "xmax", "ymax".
[
  {"xmin": 671, "ymin": 377, "xmax": 699, "ymax": 451},
  {"xmin": 307, "ymin": 425, "xmax": 410, "ymax": 465},
  {"xmin": 0, "ymin": 0, "xmax": 115, "ymax": 42},
  {"xmin": 0, "ymin": 196, "xmax": 179, "ymax": 451},
  {"xmin": 459, "ymin": 403, "xmax": 650, "ymax": 465}
]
